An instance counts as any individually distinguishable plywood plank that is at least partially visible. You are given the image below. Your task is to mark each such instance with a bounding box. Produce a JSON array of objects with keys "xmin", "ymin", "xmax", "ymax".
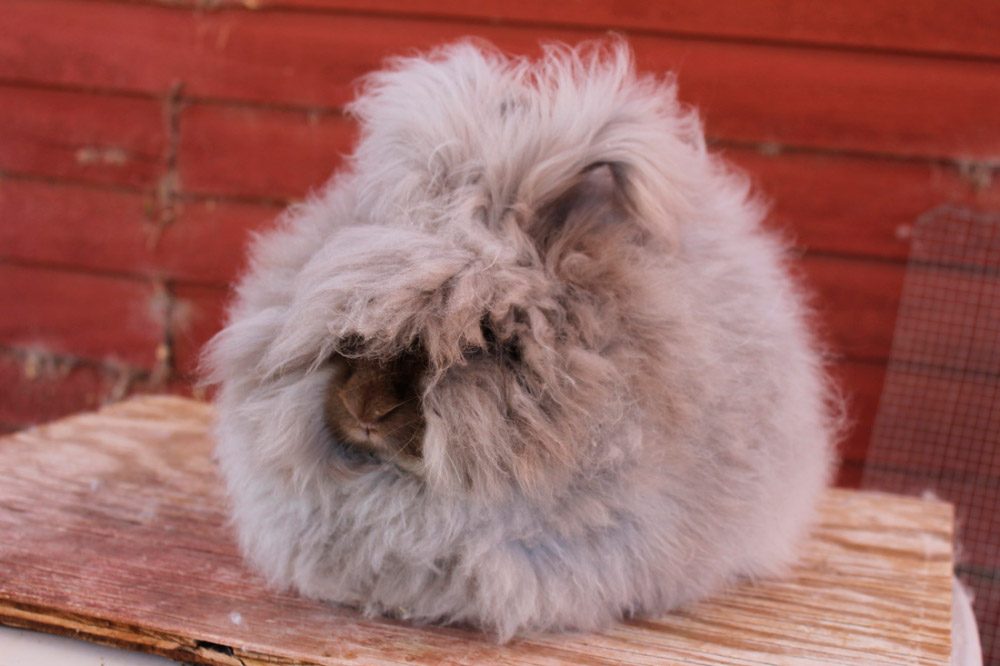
[
  {"xmin": 2, "ymin": 1, "xmax": 998, "ymax": 158},
  {"xmin": 0, "ymin": 395, "xmax": 953, "ymax": 665},
  {"xmin": 866, "ymin": 462, "xmax": 1000, "ymax": 573},
  {"xmin": 226, "ymin": 0, "xmax": 1000, "ymax": 60}
]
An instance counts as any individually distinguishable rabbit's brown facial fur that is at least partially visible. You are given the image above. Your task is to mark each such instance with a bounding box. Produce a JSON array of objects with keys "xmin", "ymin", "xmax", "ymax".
[{"xmin": 324, "ymin": 352, "xmax": 427, "ymax": 468}]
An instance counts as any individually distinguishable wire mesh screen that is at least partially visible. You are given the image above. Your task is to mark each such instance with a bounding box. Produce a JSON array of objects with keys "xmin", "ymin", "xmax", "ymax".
[{"xmin": 861, "ymin": 205, "xmax": 1000, "ymax": 664}]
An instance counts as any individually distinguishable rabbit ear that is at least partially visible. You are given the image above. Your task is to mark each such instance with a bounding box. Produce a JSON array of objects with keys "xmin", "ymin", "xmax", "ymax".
[
  {"xmin": 529, "ymin": 162, "xmax": 640, "ymax": 253},
  {"xmin": 531, "ymin": 163, "xmax": 622, "ymax": 232},
  {"xmin": 569, "ymin": 162, "xmax": 627, "ymax": 213}
]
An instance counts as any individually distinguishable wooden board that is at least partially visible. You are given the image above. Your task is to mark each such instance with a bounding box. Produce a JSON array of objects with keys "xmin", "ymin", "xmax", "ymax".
[
  {"xmin": 8, "ymin": 100, "xmax": 995, "ymax": 267},
  {"xmin": 0, "ymin": 395, "xmax": 954, "ymax": 665},
  {"xmin": 233, "ymin": 0, "xmax": 1000, "ymax": 60},
  {"xmin": 0, "ymin": 84, "xmax": 166, "ymax": 190},
  {"xmin": 4, "ymin": 1, "xmax": 999, "ymax": 159},
  {"xmin": 0, "ymin": 264, "xmax": 167, "ymax": 371}
]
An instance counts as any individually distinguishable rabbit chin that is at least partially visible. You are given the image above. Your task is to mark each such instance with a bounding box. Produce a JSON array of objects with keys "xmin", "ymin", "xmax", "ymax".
[
  {"xmin": 205, "ymin": 38, "xmax": 838, "ymax": 642},
  {"xmin": 342, "ymin": 430, "xmax": 425, "ymax": 474}
]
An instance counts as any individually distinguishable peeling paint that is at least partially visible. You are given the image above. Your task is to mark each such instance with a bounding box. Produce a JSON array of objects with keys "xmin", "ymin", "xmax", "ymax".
[
  {"xmin": 155, "ymin": 344, "xmax": 170, "ymax": 364},
  {"xmin": 954, "ymin": 159, "xmax": 998, "ymax": 192},
  {"xmin": 194, "ymin": 0, "xmax": 259, "ymax": 9},
  {"xmin": 147, "ymin": 82, "xmax": 184, "ymax": 251},
  {"xmin": 2, "ymin": 346, "xmax": 166, "ymax": 416},
  {"xmin": 147, "ymin": 283, "xmax": 173, "ymax": 328},
  {"xmin": 168, "ymin": 297, "xmax": 195, "ymax": 336},
  {"xmin": 215, "ymin": 23, "xmax": 232, "ymax": 51},
  {"xmin": 75, "ymin": 146, "xmax": 129, "ymax": 166},
  {"xmin": 757, "ymin": 141, "xmax": 783, "ymax": 157},
  {"xmin": 144, "ymin": 282, "xmax": 176, "ymax": 385},
  {"xmin": 107, "ymin": 362, "xmax": 136, "ymax": 402},
  {"xmin": 20, "ymin": 348, "xmax": 75, "ymax": 381}
]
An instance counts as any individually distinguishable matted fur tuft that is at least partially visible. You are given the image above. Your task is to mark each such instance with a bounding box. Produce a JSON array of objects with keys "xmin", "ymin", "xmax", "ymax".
[{"xmin": 205, "ymin": 39, "xmax": 836, "ymax": 641}]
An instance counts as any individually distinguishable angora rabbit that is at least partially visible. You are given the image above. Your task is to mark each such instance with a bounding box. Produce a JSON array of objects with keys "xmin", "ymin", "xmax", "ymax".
[{"xmin": 206, "ymin": 39, "xmax": 836, "ymax": 641}]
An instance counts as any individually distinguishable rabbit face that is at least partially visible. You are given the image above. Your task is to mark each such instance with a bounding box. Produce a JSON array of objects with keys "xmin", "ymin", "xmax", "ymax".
[
  {"xmin": 217, "ymin": 40, "xmax": 709, "ymax": 504},
  {"xmin": 226, "ymin": 41, "xmax": 715, "ymax": 501},
  {"xmin": 293, "ymin": 159, "xmax": 674, "ymax": 500}
]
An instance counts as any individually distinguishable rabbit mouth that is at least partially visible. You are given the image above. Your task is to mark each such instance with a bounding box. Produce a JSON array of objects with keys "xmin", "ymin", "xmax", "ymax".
[{"xmin": 330, "ymin": 431, "xmax": 425, "ymax": 475}]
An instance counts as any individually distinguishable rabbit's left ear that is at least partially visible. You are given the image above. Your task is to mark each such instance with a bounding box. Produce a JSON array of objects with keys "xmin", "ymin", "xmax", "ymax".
[
  {"xmin": 529, "ymin": 161, "xmax": 659, "ymax": 255},
  {"xmin": 568, "ymin": 162, "xmax": 627, "ymax": 215},
  {"xmin": 530, "ymin": 163, "xmax": 628, "ymax": 238}
]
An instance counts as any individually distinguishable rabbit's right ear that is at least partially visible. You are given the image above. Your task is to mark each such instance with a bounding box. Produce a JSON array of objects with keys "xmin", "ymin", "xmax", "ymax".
[{"xmin": 529, "ymin": 163, "xmax": 631, "ymax": 247}]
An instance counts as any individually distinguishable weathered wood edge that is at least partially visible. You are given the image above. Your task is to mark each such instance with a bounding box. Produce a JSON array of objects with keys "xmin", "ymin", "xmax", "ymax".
[
  {"xmin": 0, "ymin": 598, "xmax": 296, "ymax": 666},
  {"xmin": 0, "ymin": 395, "xmax": 958, "ymax": 665}
]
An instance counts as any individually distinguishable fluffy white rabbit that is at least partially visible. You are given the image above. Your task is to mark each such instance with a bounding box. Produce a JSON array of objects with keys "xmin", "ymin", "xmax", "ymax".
[{"xmin": 205, "ymin": 39, "xmax": 837, "ymax": 642}]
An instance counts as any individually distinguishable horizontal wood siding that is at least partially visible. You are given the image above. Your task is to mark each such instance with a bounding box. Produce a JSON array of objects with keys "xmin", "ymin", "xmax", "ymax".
[{"xmin": 1, "ymin": 0, "xmax": 998, "ymax": 485}]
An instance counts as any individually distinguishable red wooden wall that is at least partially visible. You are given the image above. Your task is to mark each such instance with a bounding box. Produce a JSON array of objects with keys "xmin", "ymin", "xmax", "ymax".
[{"xmin": 1, "ymin": 1, "xmax": 998, "ymax": 486}]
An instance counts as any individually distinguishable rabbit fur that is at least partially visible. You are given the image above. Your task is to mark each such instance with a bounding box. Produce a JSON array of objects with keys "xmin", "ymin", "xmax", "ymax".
[{"xmin": 205, "ymin": 39, "xmax": 837, "ymax": 642}]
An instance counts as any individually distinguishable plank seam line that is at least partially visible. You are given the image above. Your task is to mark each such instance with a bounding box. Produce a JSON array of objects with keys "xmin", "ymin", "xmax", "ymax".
[
  {"xmin": 110, "ymin": 0, "xmax": 1000, "ymax": 64},
  {"xmin": 0, "ymin": 247, "xmax": 911, "ymax": 287}
]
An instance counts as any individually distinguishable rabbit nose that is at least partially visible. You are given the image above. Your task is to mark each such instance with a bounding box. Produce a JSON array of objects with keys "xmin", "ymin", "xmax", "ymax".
[{"xmin": 338, "ymin": 390, "xmax": 379, "ymax": 427}]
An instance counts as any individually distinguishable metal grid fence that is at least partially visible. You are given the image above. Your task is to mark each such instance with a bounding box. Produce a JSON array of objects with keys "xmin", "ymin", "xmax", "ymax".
[{"xmin": 862, "ymin": 206, "xmax": 1000, "ymax": 663}]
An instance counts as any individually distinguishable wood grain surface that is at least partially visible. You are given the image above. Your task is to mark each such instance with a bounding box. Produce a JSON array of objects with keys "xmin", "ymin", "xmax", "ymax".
[{"xmin": 0, "ymin": 395, "xmax": 954, "ymax": 665}]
